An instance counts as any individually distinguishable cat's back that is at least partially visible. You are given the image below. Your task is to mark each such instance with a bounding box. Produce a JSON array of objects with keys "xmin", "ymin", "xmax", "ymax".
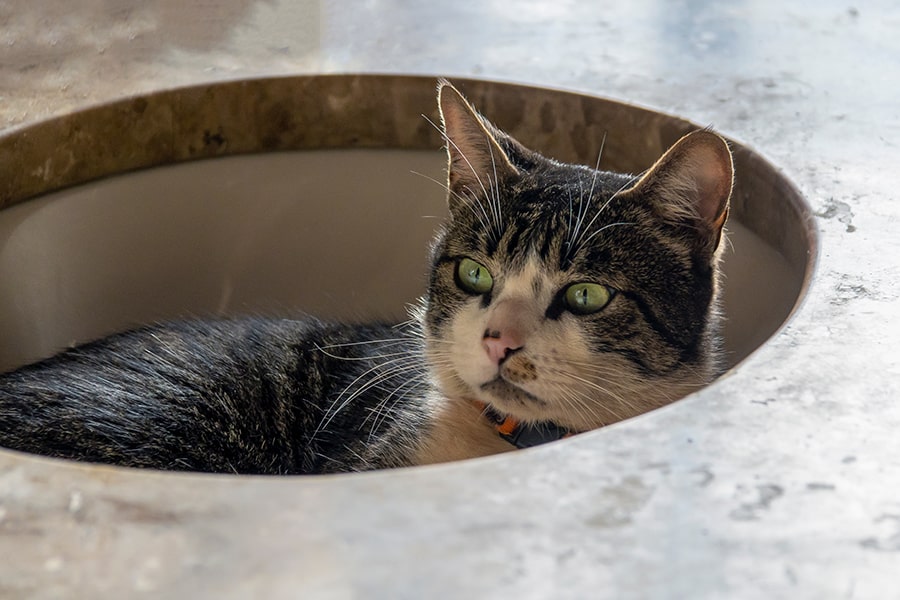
[{"xmin": 0, "ymin": 317, "xmax": 428, "ymax": 474}]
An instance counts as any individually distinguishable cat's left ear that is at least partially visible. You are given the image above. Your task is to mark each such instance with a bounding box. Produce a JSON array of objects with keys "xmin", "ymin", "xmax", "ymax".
[
  {"xmin": 437, "ymin": 80, "xmax": 520, "ymax": 209},
  {"xmin": 626, "ymin": 130, "xmax": 733, "ymax": 260}
]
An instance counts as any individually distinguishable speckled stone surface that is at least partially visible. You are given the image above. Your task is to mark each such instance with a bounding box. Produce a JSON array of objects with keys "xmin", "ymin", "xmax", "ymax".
[{"xmin": 1, "ymin": 2, "xmax": 898, "ymax": 598}]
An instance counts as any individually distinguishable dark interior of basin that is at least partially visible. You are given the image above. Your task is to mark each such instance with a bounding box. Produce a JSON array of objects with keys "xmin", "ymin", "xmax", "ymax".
[{"xmin": 0, "ymin": 75, "xmax": 815, "ymax": 416}]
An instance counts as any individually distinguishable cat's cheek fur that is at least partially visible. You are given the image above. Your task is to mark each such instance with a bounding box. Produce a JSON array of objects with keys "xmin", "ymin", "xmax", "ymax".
[{"xmin": 447, "ymin": 301, "xmax": 498, "ymax": 391}]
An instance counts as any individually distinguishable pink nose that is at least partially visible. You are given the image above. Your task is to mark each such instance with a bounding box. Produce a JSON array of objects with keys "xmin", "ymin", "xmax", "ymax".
[{"xmin": 483, "ymin": 329, "xmax": 524, "ymax": 365}]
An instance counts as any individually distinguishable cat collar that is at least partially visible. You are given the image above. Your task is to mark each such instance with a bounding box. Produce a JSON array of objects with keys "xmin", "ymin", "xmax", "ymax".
[{"xmin": 473, "ymin": 401, "xmax": 573, "ymax": 449}]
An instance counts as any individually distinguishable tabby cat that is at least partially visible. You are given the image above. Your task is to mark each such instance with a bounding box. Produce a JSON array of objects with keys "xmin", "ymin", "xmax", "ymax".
[{"xmin": 0, "ymin": 82, "xmax": 733, "ymax": 474}]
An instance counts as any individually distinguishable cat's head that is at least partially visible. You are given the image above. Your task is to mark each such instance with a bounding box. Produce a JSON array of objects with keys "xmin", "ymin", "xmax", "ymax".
[{"xmin": 422, "ymin": 81, "xmax": 732, "ymax": 432}]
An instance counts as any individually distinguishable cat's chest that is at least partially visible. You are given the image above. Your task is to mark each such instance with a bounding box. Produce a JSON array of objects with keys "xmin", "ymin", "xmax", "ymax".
[{"xmin": 414, "ymin": 398, "xmax": 514, "ymax": 466}]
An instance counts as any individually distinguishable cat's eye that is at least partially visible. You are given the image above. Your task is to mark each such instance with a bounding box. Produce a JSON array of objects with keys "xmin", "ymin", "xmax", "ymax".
[
  {"xmin": 456, "ymin": 258, "xmax": 493, "ymax": 295},
  {"xmin": 563, "ymin": 282, "xmax": 613, "ymax": 315}
]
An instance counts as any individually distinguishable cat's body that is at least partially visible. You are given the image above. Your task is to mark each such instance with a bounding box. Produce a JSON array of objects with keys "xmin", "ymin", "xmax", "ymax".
[
  {"xmin": 0, "ymin": 318, "xmax": 436, "ymax": 473},
  {"xmin": 0, "ymin": 82, "xmax": 734, "ymax": 474}
]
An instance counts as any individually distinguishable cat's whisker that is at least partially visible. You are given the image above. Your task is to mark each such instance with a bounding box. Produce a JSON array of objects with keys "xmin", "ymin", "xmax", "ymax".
[
  {"xmin": 556, "ymin": 382, "xmax": 628, "ymax": 427},
  {"xmin": 411, "ymin": 168, "xmax": 494, "ymax": 234},
  {"xmin": 570, "ymin": 177, "xmax": 589, "ymax": 254},
  {"xmin": 562, "ymin": 366, "xmax": 651, "ymax": 400},
  {"xmin": 486, "ymin": 143, "xmax": 504, "ymax": 243},
  {"xmin": 339, "ymin": 354, "xmax": 424, "ymax": 400},
  {"xmin": 607, "ymin": 171, "xmax": 644, "ymax": 203},
  {"xmin": 564, "ymin": 186, "xmax": 575, "ymax": 261},
  {"xmin": 573, "ymin": 171, "xmax": 637, "ymax": 253},
  {"xmin": 551, "ymin": 368, "xmax": 645, "ymax": 422},
  {"xmin": 326, "ymin": 377, "xmax": 421, "ymax": 444},
  {"xmin": 365, "ymin": 377, "xmax": 427, "ymax": 443},
  {"xmin": 548, "ymin": 382, "xmax": 602, "ymax": 429},
  {"xmin": 315, "ymin": 346, "xmax": 415, "ymax": 363},
  {"xmin": 570, "ymin": 171, "xmax": 643, "ymax": 256},
  {"xmin": 583, "ymin": 132, "xmax": 608, "ymax": 224},
  {"xmin": 352, "ymin": 357, "xmax": 428, "ymax": 399},
  {"xmin": 422, "ymin": 115, "xmax": 496, "ymax": 223},
  {"xmin": 578, "ymin": 221, "xmax": 636, "ymax": 248},
  {"xmin": 554, "ymin": 386, "xmax": 601, "ymax": 429},
  {"xmin": 365, "ymin": 372, "xmax": 430, "ymax": 436},
  {"xmin": 316, "ymin": 337, "xmax": 414, "ymax": 350},
  {"xmin": 313, "ymin": 354, "xmax": 423, "ymax": 436},
  {"xmin": 462, "ymin": 190, "xmax": 498, "ymax": 242},
  {"xmin": 554, "ymin": 370, "xmax": 625, "ymax": 408},
  {"xmin": 410, "ymin": 170, "xmax": 494, "ymax": 234}
]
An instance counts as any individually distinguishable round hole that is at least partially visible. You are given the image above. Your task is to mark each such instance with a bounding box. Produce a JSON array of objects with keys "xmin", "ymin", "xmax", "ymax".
[{"xmin": 0, "ymin": 75, "xmax": 816, "ymax": 467}]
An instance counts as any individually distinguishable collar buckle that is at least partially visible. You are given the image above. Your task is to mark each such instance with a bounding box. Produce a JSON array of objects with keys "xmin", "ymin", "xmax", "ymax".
[{"xmin": 474, "ymin": 401, "xmax": 571, "ymax": 449}]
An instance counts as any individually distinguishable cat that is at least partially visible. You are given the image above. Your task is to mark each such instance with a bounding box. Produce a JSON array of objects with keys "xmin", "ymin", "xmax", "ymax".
[{"xmin": 0, "ymin": 81, "xmax": 733, "ymax": 474}]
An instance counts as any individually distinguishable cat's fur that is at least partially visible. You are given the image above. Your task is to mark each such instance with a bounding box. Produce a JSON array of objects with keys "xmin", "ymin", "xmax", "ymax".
[{"xmin": 0, "ymin": 82, "xmax": 733, "ymax": 474}]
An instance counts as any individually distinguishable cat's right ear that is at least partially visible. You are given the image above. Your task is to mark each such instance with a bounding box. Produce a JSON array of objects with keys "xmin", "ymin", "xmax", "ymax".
[
  {"xmin": 437, "ymin": 81, "xmax": 519, "ymax": 210},
  {"xmin": 625, "ymin": 130, "xmax": 733, "ymax": 260}
]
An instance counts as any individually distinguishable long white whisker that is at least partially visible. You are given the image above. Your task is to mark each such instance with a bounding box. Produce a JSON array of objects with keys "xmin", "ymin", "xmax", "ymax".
[
  {"xmin": 578, "ymin": 222, "xmax": 636, "ymax": 247},
  {"xmin": 556, "ymin": 369, "xmax": 644, "ymax": 418},
  {"xmin": 316, "ymin": 338, "xmax": 411, "ymax": 350},
  {"xmin": 313, "ymin": 353, "xmax": 420, "ymax": 437},
  {"xmin": 364, "ymin": 376, "xmax": 428, "ymax": 442},
  {"xmin": 487, "ymin": 141, "xmax": 504, "ymax": 243},
  {"xmin": 565, "ymin": 185, "xmax": 575, "ymax": 258},
  {"xmin": 584, "ymin": 132, "xmax": 608, "ymax": 217},
  {"xmin": 422, "ymin": 115, "xmax": 494, "ymax": 214},
  {"xmin": 570, "ymin": 171, "xmax": 644, "ymax": 256},
  {"xmin": 410, "ymin": 170, "xmax": 493, "ymax": 234},
  {"xmin": 571, "ymin": 177, "xmax": 589, "ymax": 249}
]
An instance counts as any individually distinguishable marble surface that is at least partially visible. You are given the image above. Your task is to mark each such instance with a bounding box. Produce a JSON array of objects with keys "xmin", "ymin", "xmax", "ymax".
[{"xmin": 1, "ymin": 1, "xmax": 899, "ymax": 598}]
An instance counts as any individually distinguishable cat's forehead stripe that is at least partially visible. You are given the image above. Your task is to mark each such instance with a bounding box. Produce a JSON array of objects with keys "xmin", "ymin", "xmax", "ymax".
[
  {"xmin": 496, "ymin": 257, "xmax": 548, "ymax": 301},
  {"xmin": 501, "ymin": 221, "xmax": 523, "ymax": 258}
]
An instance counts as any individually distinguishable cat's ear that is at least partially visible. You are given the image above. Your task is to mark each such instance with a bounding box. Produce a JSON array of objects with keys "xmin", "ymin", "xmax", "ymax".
[
  {"xmin": 437, "ymin": 81, "xmax": 520, "ymax": 207},
  {"xmin": 626, "ymin": 130, "xmax": 733, "ymax": 259}
]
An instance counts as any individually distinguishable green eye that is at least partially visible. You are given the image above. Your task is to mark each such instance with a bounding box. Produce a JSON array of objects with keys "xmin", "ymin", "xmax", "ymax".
[
  {"xmin": 564, "ymin": 282, "xmax": 613, "ymax": 315},
  {"xmin": 456, "ymin": 258, "xmax": 493, "ymax": 295}
]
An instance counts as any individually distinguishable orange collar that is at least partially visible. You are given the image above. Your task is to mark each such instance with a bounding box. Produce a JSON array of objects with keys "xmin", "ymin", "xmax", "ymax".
[{"xmin": 472, "ymin": 400, "xmax": 573, "ymax": 449}]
